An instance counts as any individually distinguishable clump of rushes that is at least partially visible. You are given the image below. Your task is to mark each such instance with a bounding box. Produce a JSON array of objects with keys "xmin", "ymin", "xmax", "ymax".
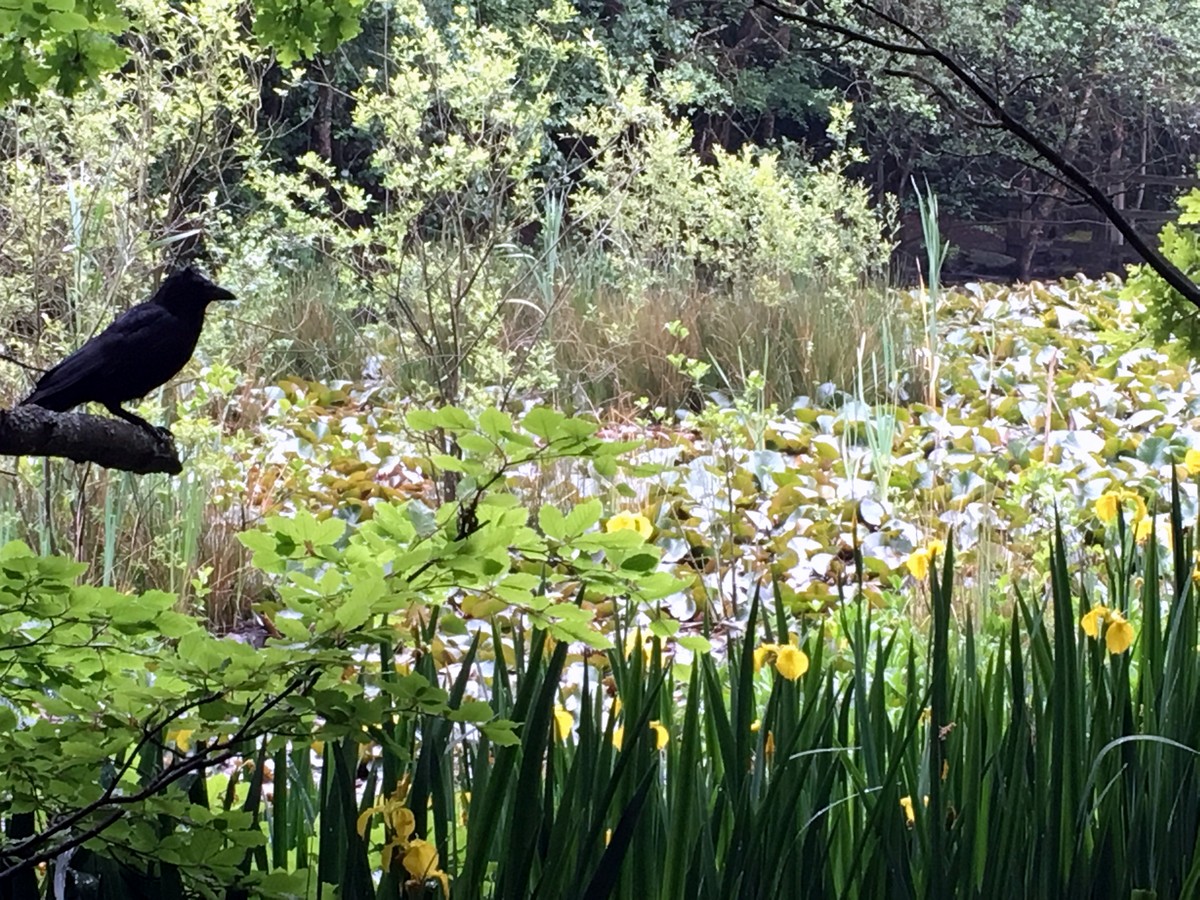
[{"xmin": 429, "ymin": 471, "xmax": 1200, "ymax": 898}]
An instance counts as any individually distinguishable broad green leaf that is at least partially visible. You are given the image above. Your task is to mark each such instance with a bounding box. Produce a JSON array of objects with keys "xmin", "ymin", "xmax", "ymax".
[
  {"xmin": 563, "ymin": 498, "xmax": 602, "ymax": 536},
  {"xmin": 481, "ymin": 719, "xmax": 520, "ymax": 746},
  {"xmin": 538, "ymin": 505, "xmax": 567, "ymax": 540},
  {"xmin": 522, "ymin": 406, "xmax": 565, "ymax": 439},
  {"xmin": 479, "ymin": 407, "xmax": 513, "ymax": 438},
  {"xmin": 449, "ymin": 699, "xmax": 494, "ymax": 723}
]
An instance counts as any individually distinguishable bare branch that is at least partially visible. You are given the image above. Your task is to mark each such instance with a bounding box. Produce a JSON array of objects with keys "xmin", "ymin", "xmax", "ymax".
[
  {"xmin": 0, "ymin": 406, "xmax": 183, "ymax": 475},
  {"xmin": 880, "ymin": 68, "xmax": 1003, "ymax": 130}
]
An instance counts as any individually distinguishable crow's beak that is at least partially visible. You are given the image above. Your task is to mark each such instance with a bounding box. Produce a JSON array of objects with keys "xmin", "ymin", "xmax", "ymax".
[{"xmin": 211, "ymin": 286, "xmax": 236, "ymax": 302}]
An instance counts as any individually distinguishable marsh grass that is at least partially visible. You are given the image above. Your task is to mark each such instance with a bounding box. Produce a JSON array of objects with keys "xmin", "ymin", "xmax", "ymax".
[{"xmin": 548, "ymin": 268, "xmax": 904, "ymax": 411}]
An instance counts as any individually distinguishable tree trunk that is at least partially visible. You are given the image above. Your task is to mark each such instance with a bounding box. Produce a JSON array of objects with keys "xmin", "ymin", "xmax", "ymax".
[
  {"xmin": 313, "ymin": 58, "xmax": 334, "ymax": 161},
  {"xmin": 1019, "ymin": 83, "xmax": 1096, "ymax": 279}
]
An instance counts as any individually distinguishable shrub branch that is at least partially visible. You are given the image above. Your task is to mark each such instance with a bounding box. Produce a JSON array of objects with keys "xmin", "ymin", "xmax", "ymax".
[{"xmin": 0, "ymin": 670, "xmax": 316, "ymax": 880}]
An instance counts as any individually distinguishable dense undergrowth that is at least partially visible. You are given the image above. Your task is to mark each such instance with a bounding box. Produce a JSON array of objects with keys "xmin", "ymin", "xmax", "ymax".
[
  {"xmin": 8, "ymin": 1, "xmax": 1200, "ymax": 896},
  {"xmin": 6, "ymin": 273, "xmax": 1200, "ymax": 897}
]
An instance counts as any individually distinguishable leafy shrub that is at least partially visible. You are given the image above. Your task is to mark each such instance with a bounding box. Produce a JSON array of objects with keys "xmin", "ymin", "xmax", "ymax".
[
  {"xmin": 1124, "ymin": 186, "xmax": 1200, "ymax": 353},
  {"xmin": 574, "ymin": 99, "xmax": 893, "ymax": 298},
  {"xmin": 0, "ymin": 406, "xmax": 682, "ymax": 896}
]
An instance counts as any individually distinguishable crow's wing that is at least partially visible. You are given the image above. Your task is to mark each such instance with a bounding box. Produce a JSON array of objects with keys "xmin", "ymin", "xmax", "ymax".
[{"xmin": 23, "ymin": 304, "xmax": 187, "ymax": 411}]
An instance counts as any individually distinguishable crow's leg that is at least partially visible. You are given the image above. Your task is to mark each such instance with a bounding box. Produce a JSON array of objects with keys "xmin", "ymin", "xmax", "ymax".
[{"xmin": 105, "ymin": 403, "xmax": 174, "ymax": 443}]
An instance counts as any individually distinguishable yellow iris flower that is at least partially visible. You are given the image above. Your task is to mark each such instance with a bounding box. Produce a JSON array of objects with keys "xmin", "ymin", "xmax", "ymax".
[
  {"xmin": 1103, "ymin": 610, "xmax": 1135, "ymax": 654},
  {"xmin": 1094, "ymin": 489, "xmax": 1148, "ymax": 526},
  {"xmin": 752, "ymin": 641, "xmax": 810, "ymax": 681},
  {"xmin": 1080, "ymin": 604, "xmax": 1136, "ymax": 654},
  {"xmin": 775, "ymin": 645, "xmax": 810, "ymax": 680},
  {"xmin": 906, "ymin": 539, "xmax": 946, "ymax": 580},
  {"xmin": 553, "ymin": 706, "xmax": 574, "ymax": 742},
  {"xmin": 403, "ymin": 839, "xmax": 450, "ymax": 896},
  {"xmin": 899, "ymin": 794, "xmax": 929, "ymax": 827},
  {"xmin": 612, "ymin": 720, "xmax": 670, "ymax": 750},
  {"xmin": 1135, "ymin": 517, "xmax": 1153, "ymax": 544},
  {"xmin": 356, "ymin": 778, "xmax": 451, "ymax": 892}
]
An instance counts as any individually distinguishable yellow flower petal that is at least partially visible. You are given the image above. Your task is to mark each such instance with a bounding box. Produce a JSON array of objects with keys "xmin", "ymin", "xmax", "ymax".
[
  {"xmin": 387, "ymin": 806, "xmax": 415, "ymax": 841},
  {"xmin": 774, "ymin": 645, "xmax": 810, "ymax": 680},
  {"xmin": 553, "ymin": 706, "xmax": 574, "ymax": 742},
  {"xmin": 899, "ymin": 794, "xmax": 929, "ymax": 827},
  {"xmin": 906, "ymin": 548, "xmax": 931, "ymax": 580},
  {"xmin": 356, "ymin": 805, "xmax": 379, "ymax": 839},
  {"xmin": 1105, "ymin": 613, "xmax": 1135, "ymax": 654},
  {"xmin": 753, "ymin": 643, "xmax": 778, "ymax": 673},
  {"xmin": 1095, "ymin": 492, "xmax": 1120, "ymax": 525},
  {"xmin": 624, "ymin": 628, "xmax": 659, "ymax": 666},
  {"xmin": 381, "ymin": 837, "xmax": 406, "ymax": 873},
  {"xmin": 613, "ymin": 722, "xmax": 670, "ymax": 750},
  {"xmin": 606, "ymin": 512, "xmax": 632, "ymax": 533},
  {"xmin": 1081, "ymin": 605, "xmax": 1108, "ymax": 639},
  {"xmin": 402, "ymin": 839, "xmax": 440, "ymax": 882},
  {"xmin": 1135, "ymin": 517, "xmax": 1153, "ymax": 544},
  {"xmin": 1186, "ymin": 448, "xmax": 1200, "ymax": 476}
]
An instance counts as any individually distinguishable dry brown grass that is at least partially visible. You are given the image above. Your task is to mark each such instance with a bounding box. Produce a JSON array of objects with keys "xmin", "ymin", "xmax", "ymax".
[{"xmin": 547, "ymin": 274, "xmax": 904, "ymax": 410}]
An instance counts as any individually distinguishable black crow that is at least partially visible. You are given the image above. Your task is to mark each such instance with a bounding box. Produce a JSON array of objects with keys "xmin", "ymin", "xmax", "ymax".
[{"xmin": 21, "ymin": 266, "xmax": 235, "ymax": 438}]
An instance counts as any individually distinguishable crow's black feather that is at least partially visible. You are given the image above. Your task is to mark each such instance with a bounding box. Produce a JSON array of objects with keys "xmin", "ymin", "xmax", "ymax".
[{"xmin": 21, "ymin": 267, "xmax": 234, "ymax": 436}]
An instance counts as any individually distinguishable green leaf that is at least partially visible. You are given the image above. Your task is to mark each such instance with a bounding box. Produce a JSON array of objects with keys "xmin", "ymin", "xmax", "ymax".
[
  {"xmin": 405, "ymin": 409, "xmax": 439, "ymax": 431},
  {"xmin": 678, "ymin": 635, "xmax": 713, "ymax": 654},
  {"xmin": 334, "ymin": 581, "xmax": 378, "ymax": 631},
  {"xmin": 563, "ymin": 498, "xmax": 602, "ymax": 536},
  {"xmin": 593, "ymin": 454, "xmax": 618, "ymax": 478},
  {"xmin": 539, "ymin": 505, "xmax": 567, "ymax": 540},
  {"xmin": 620, "ymin": 552, "xmax": 660, "ymax": 574},
  {"xmin": 522, "ymin": 406, "xmax": 565, "ymax": 439},
  {"xmin": 479, "ymin": 407, "xmax": 513, "ymax": 438},
  {"xmin": 449, "ymin": 699, "xmax": 494, "ymax": 723},
  {"xmin": 481, "ymin": 719, "xmax": 521, "ymax": 746},
  {"xmin": 431, "ymin": 453, "xmax": 466, "ymax": 472},
  {"xmin": 436, "ymin": 406, "xmax": 475, "ymax": 430},
  {"xmin": 47, "ymin": 11, "xmax": 90, "ymax": 31},
  {"xmin": 457, "ymin": 432, "xmax": 497, "ymax": 456},
  {"xmin": 648, "ymin": 618, "xmax": 679, "ymax": 638}
]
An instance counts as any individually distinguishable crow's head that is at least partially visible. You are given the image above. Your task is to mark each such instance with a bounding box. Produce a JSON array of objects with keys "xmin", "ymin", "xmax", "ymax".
[{"xmin": 154, "ymin": 266, "xmax": 236, "ymax": 311}]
